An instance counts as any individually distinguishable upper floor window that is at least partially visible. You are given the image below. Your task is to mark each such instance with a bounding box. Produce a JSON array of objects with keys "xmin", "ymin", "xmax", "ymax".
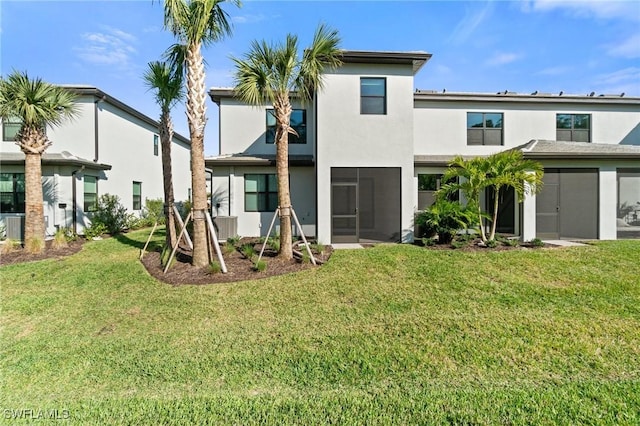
[
  {"xmin": 0, "ymin": 173, "xmax": 25, "ymax": 213},
  {"xmin": 557, "ymin": 114, "xmax": 590, "ymax": 142},
  {"xmin": 132, "ymin": 181, "xmax": 142, "ymax": 210},
  {"xmin": 84, "ymin": 176, "xmax": 98, "ymax": 212},
  {"xmin": 361, "ymin": 78, "xmax": 386, "ymax": 115},
  {"xmin": 245, "ymin": 174, "xmax": 278, "ymax": 212},
  {"xmin": 266, "ymin": 109, "xmax": 306, "ymax": 144},
  {"xmin": 153, "ymin": 135, "xmax": 159, "ymax": 156},
  {"xmin": 2, "ymin": 117, "xmax": 21, "ymax": 141},
  {"xmin": 467, "ymin": 112, "xmax": 503, "ymax": 145}
]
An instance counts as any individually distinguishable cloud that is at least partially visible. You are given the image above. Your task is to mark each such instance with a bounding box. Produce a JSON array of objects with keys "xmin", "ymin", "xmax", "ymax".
[
  {"xmin": 74, "ymin": 27, "xmax": 137, "ymax": 70},
  {"xmin": 232, "ymin": 14, "xmax": 270, "ymax": 24},
  {"xmin": 448, "ymin": 1, "xmax": 494, "ymax": 45},
  {"xmin": 536, "ymin": 65, "xmax": 572, "ymax": 76},
  {"xmin": 606, "ymin": 33, "xmax": 640, "ymax": 59},
  {"xmin": 525, "ymin": 0, "xmax": 640, "ymax": 22},
  {"xmin": 485, "ymin": 52, "xmax": 523, "ymax": 67},
  {"xmin": 593, "ymin": 67, "xmax": 640, "ymax": 95}
]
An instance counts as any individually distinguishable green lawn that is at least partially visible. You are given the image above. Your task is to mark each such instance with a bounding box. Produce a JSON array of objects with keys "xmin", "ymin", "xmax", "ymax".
[{"xmin": 1, "ymin": 230, "xmax": 639, "ymax": 425}]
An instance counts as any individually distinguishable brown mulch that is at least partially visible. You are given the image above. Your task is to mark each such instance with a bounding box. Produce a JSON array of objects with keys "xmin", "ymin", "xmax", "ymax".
[
  {"xmin": 0, "ymin": 238, "xmax": 86, "ymax": 266},
  {"xmin": 141, "ymin": 238, "xmax": 333, "ymax": 285}
]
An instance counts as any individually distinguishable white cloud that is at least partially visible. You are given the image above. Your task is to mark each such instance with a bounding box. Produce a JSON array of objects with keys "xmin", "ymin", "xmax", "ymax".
[
  {"xmin": 232, "ymin": 14, "xmax": 270, "ymax": 24},
  {"xmin": 606, "ymin": 33, "xmax": 640, "ymax": 58},
  {"xmin": 593, "ymin": 67, "xmax": 640, "ymax": 95},
  {"xmin": 536, "ymin": 65, "xmax": 572, "ymax": 76},
  {"xmin": 448, "ymin": 1, "xmax": 494, "ymax": 44},
  {"xmin": 485, "ymin": 52, "xmax": 523, "ymax": 67},
  {"xmin": 74, "ymin": 27, "xmax": 137, "ymax": 70},
  {"xmin": 525, "ymin": 0, "xmax": 640, "ymax": 22}
]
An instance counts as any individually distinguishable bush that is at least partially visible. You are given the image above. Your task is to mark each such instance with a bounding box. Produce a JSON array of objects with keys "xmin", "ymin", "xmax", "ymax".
[
  {"xmin": 421, "ymin": 237, "xmax": 436, "ymax": 247},
  {"xmin": 52, "ymin": 228, "xmax": 68, "ymax": 249},
  {"xmin": 241, "ymin": 243, "xmax": 255, "ymax": 260},
  {"xmin": 415, "ymin": 200, "xmax": 478, "ymax": 244},
  {"xmin": 84, "ymin": 222, "xmax": 107, "ymax": 239},
  {"xmin": 226, "ymin": 235, "xmax": 240, "ymax": 246},
  {"xmin": 485, "ymin": 239, "xmax": 499, "ymax": 248},
  {"xmin": 529, "ymin": 238, "xmax": 545, "ymax": 247},
  {"xmin": 92, "ymin": 194, "xmax": 129, "ymax": 235},
  {"xmin": 253, "ymin": 260, "xmax": 267, "ymax": 272},
  {"xmin": 25, "ymin": 237, "xmax": 44, "ymax": 254},
  {"xmin": 143, "ymin": 198, "xmax": 165, "ymax": 224},
  {"xmin": 0, "ymin": 238, "xmax": 20, "ymax": 254},
  {"xmin": 451, "ymin": 239, "xmax": 468, "ymax": 249},
  {"xmin": 209, "ymin": 261, "xmax": 222, "ymax": 274}
]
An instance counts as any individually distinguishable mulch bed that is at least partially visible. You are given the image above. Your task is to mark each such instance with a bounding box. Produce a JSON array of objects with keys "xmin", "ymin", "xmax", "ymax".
[
  {"xmin": 416, "ymin": 237, "xmax": 555, "ymax": 251},
  {"xmin": 141, "ymin": 238, "xmax": 333, "ymax": 285},
  {"xmin": 0, "ymin": 239, "xmax": 86, "ymax": 266}
]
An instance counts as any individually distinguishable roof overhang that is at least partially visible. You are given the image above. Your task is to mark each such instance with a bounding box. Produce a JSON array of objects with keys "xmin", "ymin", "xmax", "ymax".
[
  {"xmin": 414, "ymin": 154, "xmax": 488, "ymax": 167},
  {"xmin": 205, "ymin": 154, "xmax": 314, "ymax": 167},
  {"xmin": 414, "ymin": 91, "xmax": 640, "ymax": 105},
  {"xmin": 340, "ymin": 50, "xmax": 432, "ymax": 74},
  {"xmin": 515, "ymin": 140, "xmax": 640, "ymax": 160},
  {"xmin": 0, "ymin": 151, "xmax": 112, "ymax": 170}
]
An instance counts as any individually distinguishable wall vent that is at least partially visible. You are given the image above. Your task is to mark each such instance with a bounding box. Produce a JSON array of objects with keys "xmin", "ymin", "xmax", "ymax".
[
  {"xmin": 213, "ymin": 216, "xmax": 238, "ymax": 241},
  {"xmin": 5, "ymin": 216, "xmax": 25, "ymax": 242}
]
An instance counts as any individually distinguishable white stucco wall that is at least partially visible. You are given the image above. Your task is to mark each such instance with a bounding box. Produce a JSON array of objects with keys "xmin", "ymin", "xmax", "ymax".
[
  {"xmin": 218, "ymin": 98, "xmax": 315, "ymax": 158},
  {"xmin": 316, "ymin": 63, "xmax": 417, "ymax": 244}
]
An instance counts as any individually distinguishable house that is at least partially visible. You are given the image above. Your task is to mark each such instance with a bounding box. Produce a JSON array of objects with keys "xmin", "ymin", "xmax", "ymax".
[
  {"xmin": 207, "ymin": 50, "xmax": 640, "ymax": 244},
  {"xmin": 0, "ymin": 86, "xmax": 192, "ymax": 238}
]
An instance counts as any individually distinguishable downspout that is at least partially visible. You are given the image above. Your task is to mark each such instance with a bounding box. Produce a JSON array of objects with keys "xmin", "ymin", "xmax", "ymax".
[{"xmin": 71, "ymin": 165, "xmax": 85, "ymax": 234}]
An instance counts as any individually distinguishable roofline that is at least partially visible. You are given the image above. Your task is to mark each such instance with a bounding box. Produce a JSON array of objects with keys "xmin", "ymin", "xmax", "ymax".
[
  {"xmin": 60, "ymin": 86, "xmax": 191, "ymax": 145},
  {"xmin": 0, "ymin": 156, "xmax": 112, "ymax": 170},
  {"xmin": 340, "ymin": 50, "xmax": 432, "ymax": 74},
  {"xmin": 522, "ymin": 152, "xmax": 640, "ymax": 160},
  {"xmin": 414, "ymin": 91, "xmax": 640, "ymax": 105},
  {"xmin": 205, "ymin": 155, "xmax": 314, "ymax": 167}
]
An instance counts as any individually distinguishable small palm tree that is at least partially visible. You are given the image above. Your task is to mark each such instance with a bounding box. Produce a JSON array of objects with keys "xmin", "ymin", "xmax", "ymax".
[
  {"xmin": 484, "ymin": 150, "xmax": 543, "ymax": 241},
  {"xmin": 143, "ymin": 60, "xmax": 184, "ymax": 251},
  {"xmin": 162, "ymin": 0, "xmax": 239, "ymax": 267},
  {"xmin": 232, "ymin": 24, "xmax": 341, "ymax": 259},
  {"xmin": 0, "ymin": 71, "xmax": 78, "ymax": 252},
  {"xmin": 439, "ymin": 155, "xmax": 492, "ymax": 241}
]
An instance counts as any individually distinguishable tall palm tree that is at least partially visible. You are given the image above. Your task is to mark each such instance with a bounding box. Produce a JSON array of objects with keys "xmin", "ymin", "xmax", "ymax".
[
  {"xmin": 232, "ymin": 24, "xmax": 342, "ymax": 259},
  {"xmin": 162, "ymin": 0, "xmax": 239, "ymax": 267},
  {"xmin": 143, "ymin": 60, "xmax": 184, "ymax": 251},
  {"xmin": 0, "ymin": 71, "xmax": 78, "ymax": 252},
  {"xmin": 484, "ymin": 150, "xmax": 543, "ymax": 241}
]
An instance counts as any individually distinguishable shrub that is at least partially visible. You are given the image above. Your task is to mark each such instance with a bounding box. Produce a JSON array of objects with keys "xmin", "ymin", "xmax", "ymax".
[
  {"xmin": 241, "ymin": 243, "xmax": 255, "ymax": 260},
  {"xmin": 451, "ymin": 239, "xmax": 468, "ymax": 249},
  {"xmin": 92, "ymin": 194, "xmax": 129, "ymax": 235},
  {"xmin": 226, "ymin": 235, "xmax": 240, "ymax": 246},
  {"xmin": 25, "ymin": 237, "xmax": 44, "ymax": 254},
  {"xmin": 0, "ymin": 238, "xmax": 20, "ymax": 254},
  {"xmin": 209, "ymin": 261, "xmax": 222, "ymax": 274},
  {"xmin": 310, "ymin": 243, "xmax": 325, "ymax": 255},
  {"xmin": 421, "ymin": 237, "xmax": 436, "ymax": 247},
  {"xmin": 143, "ymin": 198, "xmax": 165, "ymax": 224},
  {"xmin": 84, "ymin": 222, "xmax": 107, "ymax": 239},
  {"xmin": 485, "ymin": 239, "xmax": 499, "ymax": 248},
  {"xmin": 415, "ymin": 199, "xmax": 478, "ymax": 244},
  {"xmin": 253, "ymin": 260, "xmax": 267, "ymax": 272},
  {"xmin": 503, "ymin": 238, "xmax": 520, "ymax": 247},
  {"xmin": 52, "ymin": 228, "xmax": 68, "ymax": 249},
  {"xmin": 530, "ymin": 238, "xmax": 545, "ymax": 247},
  {"xmin": 222, "ymin": 242, "xmax": 236, "ymax": 255},
  {"xmin": 268, "ymin": 237, "xmax": 280, "ymax": 253}
]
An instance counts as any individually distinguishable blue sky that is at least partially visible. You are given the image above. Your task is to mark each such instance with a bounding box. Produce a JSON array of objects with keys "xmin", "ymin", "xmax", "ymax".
[{"xmin": 2, "ymin": 0, "xmax": 639, "ymax": 155}]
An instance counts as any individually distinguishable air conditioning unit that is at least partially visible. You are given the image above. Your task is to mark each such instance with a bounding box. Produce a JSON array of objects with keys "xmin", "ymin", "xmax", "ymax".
[
  {"xmin": 213, "ymin": 216, "xmax": 237, "ymax": 241},
  {"xmin": 5, "ymin": 216, "xmax": 25, "ymax": 242}
]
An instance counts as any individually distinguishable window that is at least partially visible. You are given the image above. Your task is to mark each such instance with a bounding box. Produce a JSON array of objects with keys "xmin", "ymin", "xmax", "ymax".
[
  {"xmin": 2, "ymin": 117, "xmax": 21, "ymax": 141},
  {"xmin": 245, "ymin": 174, "xmax": 277, "ymax": 212},
  {"xmin": 84, "ymin": 176, "xmax": 98, "ymax": 212},
  {"xmin": 417, "ymin": 174, "xmax": 458, "ymax": 209},
  {"xmin": 557, "ymin": 114, "xmax": 590, "ymax": 142},
  {"xmin": 467, "ymin": 112, "xmax": 503, "ymax": 145},
  {"xmin": 133, "ymin": 181, "xmax": 142, "ymax": 210},
  {"xmin": 0, "ymin": 173, "xmax": 25, "ymax": 213},
  {"xmin": 361, "ymin": 78, "xmax": 386, "ymax": 114},
  {"xmin": 153, "ymin": 135, "xmax": 159, "ymax": 156},
  {"xmin": 266, "ymin": 109, "xmax": 306, "ymax": 144}
]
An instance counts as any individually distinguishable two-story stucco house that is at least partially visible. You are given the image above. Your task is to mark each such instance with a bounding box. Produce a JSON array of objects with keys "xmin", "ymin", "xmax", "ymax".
[
  {"xmin": 0, "ymin": 86, "xmax": 192, "ymax": 238},
  {"xmin": 208, "ymin": 50, "xmax": 640, "ymax": 244}
]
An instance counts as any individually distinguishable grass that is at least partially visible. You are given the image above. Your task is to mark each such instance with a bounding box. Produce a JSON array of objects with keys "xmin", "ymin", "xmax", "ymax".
[{"xmin": 1, "ymin": 229, "xmax": 639, "ymax": 424}]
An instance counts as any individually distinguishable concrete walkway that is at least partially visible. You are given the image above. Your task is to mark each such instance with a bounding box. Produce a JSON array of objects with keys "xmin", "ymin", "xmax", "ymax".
[
  {"xmin": 331, "ymin": 243, "xmax": 364, "ymax": 250},
  {"xmin": 543, "ymin": 240, "xmax": 589, "ymax": 247}
]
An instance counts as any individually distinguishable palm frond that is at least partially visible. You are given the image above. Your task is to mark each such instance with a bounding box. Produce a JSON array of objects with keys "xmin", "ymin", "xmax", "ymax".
[{"xmin": 143, "ymin": 60, "xmax": 185, "ymax": 112}]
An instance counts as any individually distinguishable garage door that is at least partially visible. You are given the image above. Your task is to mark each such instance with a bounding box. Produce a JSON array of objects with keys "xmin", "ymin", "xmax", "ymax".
[{"xmin": 536, "ymin": 168, "xmax": 598, "ymax": 239}]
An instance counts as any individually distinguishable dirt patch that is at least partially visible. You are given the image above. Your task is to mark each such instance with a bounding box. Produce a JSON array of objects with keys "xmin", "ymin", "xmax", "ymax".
[
  {"xmin": 141, "ymin": 238, "xmax": 333, "ymax": 285},
  {"xmin": 0, "ymin": 238, "xmax": 86, "ymax": 266}
]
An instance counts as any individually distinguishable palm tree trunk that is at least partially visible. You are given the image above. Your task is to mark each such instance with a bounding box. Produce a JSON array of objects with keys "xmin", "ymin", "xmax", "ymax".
[
  {"xmin": 274, "ymin": 95, "xmax": 293, "ymax": 260},
  {"xmin": 160, "ymin": 110, "xmax": 177, "ymax": 250},
  {"xmin": 185, "ymin": 41, "xmax": 209, "ymax": 268},
  {"xmin": 24, "ymin": 152, "xmax": 45, "ymax": 251},
  {"xmin": 477, "ymin": 203, "xmax": 487, "ymax": 242},
  {"xmin": 489, "ymin": 187, "xmax": 500, "ymax": 241}
]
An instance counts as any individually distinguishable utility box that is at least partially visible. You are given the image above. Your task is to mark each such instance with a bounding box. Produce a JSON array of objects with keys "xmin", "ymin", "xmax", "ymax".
[
  {"xmin": 5, "ymin": 216, "xmax": 25, "ymax": 242},
  {"xmin": 213, "ymin": 216, "xmax": 237, "ymax": 241}
]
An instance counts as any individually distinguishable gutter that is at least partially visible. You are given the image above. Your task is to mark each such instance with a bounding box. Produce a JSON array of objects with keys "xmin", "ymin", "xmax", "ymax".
[{"xmin": 94, "ymin": 94, "xmax": 106, "ymax": 162}]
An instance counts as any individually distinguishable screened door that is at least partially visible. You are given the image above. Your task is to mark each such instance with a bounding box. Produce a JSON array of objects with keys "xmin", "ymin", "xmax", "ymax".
[{"xmin": 331, "ymin": 168, "xmax": 401, "ymax": 243}]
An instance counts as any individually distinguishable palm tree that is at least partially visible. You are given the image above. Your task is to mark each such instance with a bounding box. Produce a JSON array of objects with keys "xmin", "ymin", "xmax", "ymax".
[
  {"xmin": 439, "ymin": 155, "xmax": 492, "ymax": 242},
  {"xmin": 484, "ymin": 150, "xmax": 543, "ymax": 241},
  {"xmin": 162, "ymin": 0, "xmax": 239, "ymax": 267},
  {"xmin": 0, "ymin": 71, "xmax": 78, "ymax": 252},
  {"xmin": 232, "ymin": 24, "xmax": 342, "ymax": 259},
  {"xmin": 143, "ymin": 60, "xmax": 184, "ymax": 251}
]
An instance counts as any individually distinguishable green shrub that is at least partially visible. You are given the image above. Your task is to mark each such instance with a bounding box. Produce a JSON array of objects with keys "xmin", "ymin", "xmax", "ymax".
[
  {"xmin": 226, "ymin": 235, "xmax": 240, "ymax": 246},
  {"xmin": 253, "ymin": 260, "xmax": 267, "ymax": 272},
  {"xmin": 92, "ymin": 194, "xmax": 129, "ymax": 235},
  {"xmin": 421, "ymin": 237, "xmax": 436, "ymax": 247},
  {"xmin": 268, "ymin": 237, "xmax": 280, "ymax": 252},
  {"xmin": 241, "ymin": 243, "xmax": 255, "ymax": 260},
  {"xmin": 84, "ymin": 222, "xmax": 107, "ymax": 239},
  {"xmin": 530, "ymin": 238, "xmax": 545, "ymax": 247},
  {"xmin": 209, "ymin": 261, "xmax": 222, "ymax": 274},
  {"xmin": 415, "ymin": 199, "xmax": 478, "ymax": 244},
  {"xmin": 485, "ymin": 239, "xmax": 499, "ymax": 248},
  {"xmin": 310, "ymin": 242, "xmax": 325, "ymax": 255},
  {"xmin": 143, "ymin": 198, "xmax": 165, "ymax": 224},
  {"xmin": 503, "ymin": 238, "xmax": 520, "ymax": 247},
  {"xmin": 222, "ymin": 242, "xmax": 236, "ymax": 255},
  {"xmin": 451, "ymin": 239, "xmax": 468, "ymax": 249}
]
